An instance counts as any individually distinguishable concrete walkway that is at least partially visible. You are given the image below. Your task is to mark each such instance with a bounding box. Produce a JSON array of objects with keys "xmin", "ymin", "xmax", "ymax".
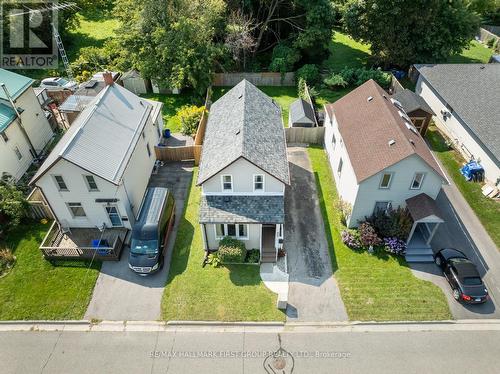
[
  {"xmin": 410, "ymin": 155, "xmax": 500, "ymax": 319},
  {"xmin": 284, "ymin": 147, "xmax": 348, "ymax": 322},
  {"xmin": 85, "ymin": 162, "xmax": 193, "ymax": 321}
]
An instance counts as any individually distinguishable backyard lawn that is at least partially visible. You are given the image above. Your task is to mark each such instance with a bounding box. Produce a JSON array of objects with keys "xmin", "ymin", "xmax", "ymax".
[
  {"xmin": 426, "ymin": 126, "xmax": 500, "ymax": 248},
  {"xmin": 308, "ymin": 146, "xmax": 452, "ymax": 321},
  {"xmin": 141, "ymin": 92, "xmax": 197, "ymax": 133},
  {"xmin": 324, "ymin": 31, "xmax": 372, "ymax": 72},
  {"xmin": 448, "ymin": 40, "xmax": 494, "ymax": 64},
  {"xmin": 0, "ymin": 223, "xmax": 100, "ymax": 320},
  {"xmin": 161, "ymin": 169, "xmax": 284, "ymax": 321}
]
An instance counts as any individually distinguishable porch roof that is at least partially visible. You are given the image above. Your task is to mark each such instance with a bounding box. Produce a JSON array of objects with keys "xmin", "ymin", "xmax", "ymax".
[
  {"xmin": 199, "ymin": 195, "xmax": 284, "ymax": 224},
  {"xmin": 406, "ymin": 193, "xmax": 444, "ymax": 223}
]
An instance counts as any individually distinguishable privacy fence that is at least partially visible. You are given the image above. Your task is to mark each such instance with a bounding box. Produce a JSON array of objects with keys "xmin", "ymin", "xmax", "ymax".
[
  {"xmin": 213, "ymin": 72, "xmax": 295, "ymax": 87},
  {"xmin": 285, "ymin": 127, "xmax": 325, "ymax": 145},
  {"xmin": 26, "ymin": 187, "xmax": 54, "ymax": 220}
]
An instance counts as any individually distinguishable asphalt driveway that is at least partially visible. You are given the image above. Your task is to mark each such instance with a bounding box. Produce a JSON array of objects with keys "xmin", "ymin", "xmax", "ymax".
[
  {"xmin": 85, "ymin": 161, "xmax": 193, "ymax": 321},
  {"xmin": 410, "ymin": 168, "xmax": 500, "ymax": 319},
  {"xmin": 284, "ymin": 147, "xmax": 348, "ymax": 322}
]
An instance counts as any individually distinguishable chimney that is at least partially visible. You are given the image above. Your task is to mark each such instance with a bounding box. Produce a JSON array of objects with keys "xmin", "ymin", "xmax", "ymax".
[{"xmin": 103, "ymin": 71, "xmax": 114, "ymax": 86}]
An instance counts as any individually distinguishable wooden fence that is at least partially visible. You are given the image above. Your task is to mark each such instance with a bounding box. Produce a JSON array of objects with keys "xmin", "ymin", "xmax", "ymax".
[
  {"xmin": 285, "ymin": 127, "xmax": 325, "ymax": 145},
  {"xmin": 26, "ymin": 187, "xmax": 54, "ymax": 220},
  {"xmin": 213, "ymin": 72, "xmax": 295, "ymax": 87}
]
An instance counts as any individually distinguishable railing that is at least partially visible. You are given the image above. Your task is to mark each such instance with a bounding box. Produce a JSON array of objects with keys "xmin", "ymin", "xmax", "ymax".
[{"xmin": 39, "ymin": 223, "xmax": 125, "ymax": 261}]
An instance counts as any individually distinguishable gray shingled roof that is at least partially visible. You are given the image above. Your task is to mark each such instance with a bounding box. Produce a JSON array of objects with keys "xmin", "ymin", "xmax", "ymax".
[
  {"xmin": 200, "ymin": 195, "xmax": 284, "ymax": 224},
  {"xmin": 393, "ymin": 89, "xmax": 434, "ymax": 115},
  {"xmin": 289, "ymin": 98, "xmax": 315, "ymax": 125},
  {"xmin": 31, "ymin": 83, "xmax": 160, "ymax": 185},
  {"xmin": 415, "ymin": 64, "xmax": 500, "ymax": 162},
  {"xmin": 197, "ymin": 80, "xmax": 289, "ymax": 185}
]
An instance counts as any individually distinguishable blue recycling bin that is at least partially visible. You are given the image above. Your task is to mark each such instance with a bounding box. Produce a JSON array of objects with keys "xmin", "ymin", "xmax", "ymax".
[
  {"xmin": 164, "ymin": 129, "xmax": 171, "ymax": 138},
  {"xmin": 460, "ymin": 161, "xmax": 484, "ymax": 182},
  {"xmin": 92, "ymin": 239, "xmax": 111, "ymax": 256}
]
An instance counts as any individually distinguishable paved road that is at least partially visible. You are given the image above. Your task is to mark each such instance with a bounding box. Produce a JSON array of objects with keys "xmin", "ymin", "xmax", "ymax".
[
  {"xmin": 85, "ymin": 162, "xmax": 193, "ymax": 321},
  {"xmin": 410, "ymin": 156, "xmax": 500, "ymax": 319},
  {"xmin": 284, "ymin": 147, "xmax": 347, "ymax": 322},
  {"xmin": 2, "ymin": 326, "xmax": 500, "ymax": 373}
]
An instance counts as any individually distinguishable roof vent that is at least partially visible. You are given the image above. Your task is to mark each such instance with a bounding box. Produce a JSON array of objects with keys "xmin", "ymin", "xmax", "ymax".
[
  {"xmin": 367, "ymin": 96, "xmax": 373, "ymax": 102},
  {"xmin": 409, "ymin": 139, "xmax": 415, "ymax": 146},
  {"xmin": 388, "ymin": 139, "xmax": 396, "ymax": 146},
  {"xmin": 235, "ymin": 129, "xmax": 240, "ymax": 135},
  {"xmin": 238, "ymin": 94, "xmax": 243, "ymax": 99}
]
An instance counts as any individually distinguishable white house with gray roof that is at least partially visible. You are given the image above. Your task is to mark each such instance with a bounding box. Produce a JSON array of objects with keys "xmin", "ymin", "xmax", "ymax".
[
  {"xmin": 30, "ymin": 77, "xmax": 163, "ymax": 232},
  {"xmin": 415, "ymin": 64, "xmax": 500, "ymax": 184},
  {"xmin": 0, "ymin": 69, "xmax": 54, "ymax": 181},
  {"xmin": 197, "ymin": 80, "xmax": 289, "ymax": 263}
]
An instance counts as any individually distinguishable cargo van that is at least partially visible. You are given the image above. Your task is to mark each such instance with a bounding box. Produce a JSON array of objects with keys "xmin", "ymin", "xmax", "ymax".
[{"xmin": 128, "ymin": 187, "xmax": 175, "ymax": 275}]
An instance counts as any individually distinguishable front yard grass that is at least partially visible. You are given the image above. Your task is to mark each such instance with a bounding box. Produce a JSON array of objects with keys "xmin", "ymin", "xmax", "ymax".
[
  {"xmin": 161, "ymin": 169, "xmax": 284, "ymax": 321},
  {"xmin": 426, "ymin": 126, "xmax": 500, "ymax": 248},
  {"xmin": 308, "ymin": 146, "xmax": 452, "ymax": 321},
  {"xmin": 0, "ymin": 223, "xmax": 100, "ymax": 320}
]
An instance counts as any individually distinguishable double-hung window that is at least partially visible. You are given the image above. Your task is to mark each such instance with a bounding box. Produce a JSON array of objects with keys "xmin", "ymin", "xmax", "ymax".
[
  {"xmin": 379, "ymin": 173, "xmax": 393, "ymax": 189},
  {"xmin": 85, "ymin": 175, "xmax": 99, "ymax": 191},
  {"xmin": 253, "ymin": 174, "xmax": 264, "ymax": 192},
  {"xmin": 146, "ymin": 143, "xmax": 151, "ymax": 157},
  {"xmin": 410, "ymin": 172, "xmax": 425, "ymax": 190},
  {"xmin": 215, "ymin": 224, "xmax": 249, "ymax": 240},
  {"xmin": 374, "ymin": 201, "xmax": 391, "ymax": 214},
  {"xmin": 14, "ymin": 146, "xmax": 22, "ymax": 160},
  {"xmin": 67, "ymin": 202, "xmax": 86, "ymax": 217},
  {"xmin": 222, "ymin": 175, "xmax": 233, "ymax": 192},
  {"xmin": 337, "ymin": 158, "xmax": 343, "ymax": 176},
  {"xmin": 54, "ymin": 175, "xmax": 68, "ymax": 191}
]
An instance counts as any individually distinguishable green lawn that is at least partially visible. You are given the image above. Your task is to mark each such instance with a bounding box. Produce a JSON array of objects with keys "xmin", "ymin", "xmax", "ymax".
[
  {"xmin": 0, "ymin": 223, "xmax": 100, "ymax": 320},
  {"xmin": 448, "ymin": 40, "xmax": 494, "ymax": 64},
  {"xmin": 141, "ymin": 92, "xmax": 197, "ymax": 133},
  {"xmin": 161, "ymin": 169, "xmax": 284, "ymax": 321},
  {"xmin": 426, "ymin": 126, "xmax": 500, "ymax": 248},
  {"xmin": 323, "ymin": 31, "xmax": 372, "ymax": 72},
  {"xmin": 308, "ymin": 146, "xmax": 452, "ymax": 321}
]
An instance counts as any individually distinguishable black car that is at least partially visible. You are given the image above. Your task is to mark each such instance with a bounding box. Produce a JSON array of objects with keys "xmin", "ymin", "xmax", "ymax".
[{"xmin": 434, "ymin": 248, "xmax": 488, "ymax": 304}]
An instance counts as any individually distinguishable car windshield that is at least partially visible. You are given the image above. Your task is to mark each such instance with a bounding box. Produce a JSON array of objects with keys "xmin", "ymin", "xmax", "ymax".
[
  {"xmin": 57, "ymin": 78, "xmax": 69, "ymax": 86},
  {"xmin": 130, "ymin": 239, "xmax": 158, "ymax": 255},
  {"xmin": 462, "ymin": 277, "xmax": 482, "ymax": 286}
]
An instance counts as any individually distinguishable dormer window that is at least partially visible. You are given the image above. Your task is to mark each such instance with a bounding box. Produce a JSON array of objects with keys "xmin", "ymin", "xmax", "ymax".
[{"xmin": 222, "ymin": 175, "xmax": 233, "ymax": 192}]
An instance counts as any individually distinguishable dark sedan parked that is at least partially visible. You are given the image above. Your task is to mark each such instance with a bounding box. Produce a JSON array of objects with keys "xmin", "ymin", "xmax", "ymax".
[{"xmin": 434, "ymin": 248, "xmax": 489, "ymax": 304}]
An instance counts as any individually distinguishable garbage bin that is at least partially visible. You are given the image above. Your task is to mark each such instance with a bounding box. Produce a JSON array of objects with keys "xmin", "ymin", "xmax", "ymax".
[{"xmin": 164, "ymin": 129, "xmax": 171, "ymax": 138}]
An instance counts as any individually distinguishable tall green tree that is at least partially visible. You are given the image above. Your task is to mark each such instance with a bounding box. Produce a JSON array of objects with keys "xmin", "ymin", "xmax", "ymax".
[{"xmin": 344, "ymin": 0, "xmax": 480, "ymax": 67}]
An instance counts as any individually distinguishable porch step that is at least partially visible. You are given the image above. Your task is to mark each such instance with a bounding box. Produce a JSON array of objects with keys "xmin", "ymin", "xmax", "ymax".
[
  {"xmin": 261, "ymin": 253, "xmax": 277, "ymax": 263},
  {"xmin": 406, "ymin": 247, "xmax": 434, "ymax": 256},
  {"xmin": 405, "ymin": 248, "xmax": 435, "ymax": 263}
]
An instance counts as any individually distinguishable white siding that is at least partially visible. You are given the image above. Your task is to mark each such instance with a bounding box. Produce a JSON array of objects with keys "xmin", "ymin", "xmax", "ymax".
[
  {"xmin": 350, "ymin": 154, "xmax": 445, "ymax": 227},
  {"xmin": 0, "ymin": 87, "xmax": 54, "ymax": 181},
  {"xmin": 323, "ymin": 109, "xmax": 360, "ymax": 208},
  {"xmin": 202, "ymin": 157, "xmax": 285, "ymax": 195},
  {"xmin": 416, "ymin": 76, "xmax": 500, "ymax": 183},
  {"xmin": 203, "ymin": 223, "xmax": 261, "ymax": 250}
]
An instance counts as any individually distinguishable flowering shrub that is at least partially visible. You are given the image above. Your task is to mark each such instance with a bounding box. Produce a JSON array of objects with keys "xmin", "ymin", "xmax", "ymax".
[
  {"xmin": 383, "ymin": 237, "xmax": 407, "ymax": 256},
  {"xmin": 359, "ymin": 222, "xmax": 382, "ymax": 247},
  {"xmin": 218, "ymin": 237, "xmax": 246, "ymax": 263},
  {"xmin": 341, "ymin": 230, "xmax": 362, "ymax": 249}
]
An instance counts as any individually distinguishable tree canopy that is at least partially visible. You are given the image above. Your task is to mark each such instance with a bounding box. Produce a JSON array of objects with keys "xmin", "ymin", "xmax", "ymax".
[{"xmin": 344, "ymin": 0, "xmax": 480, "ymax": 68}]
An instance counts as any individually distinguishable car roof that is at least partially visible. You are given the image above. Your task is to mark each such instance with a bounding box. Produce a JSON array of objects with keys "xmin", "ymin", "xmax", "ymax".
[
  {"xmin": 440, "ymin": 248, "xmax": 467, "ymax": 260},
  {"xmin": 451, "ymin": 260, "xmax": 481, "ymax": 279},
  {"xmin": 42, "ymin": 77, "xmax": 59, "ymax": 82}
]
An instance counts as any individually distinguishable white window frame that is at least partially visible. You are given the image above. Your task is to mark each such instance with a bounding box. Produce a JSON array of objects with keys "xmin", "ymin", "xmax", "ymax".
[
  {"xmin": 214, "ymin": 224, "xmax": 249, "ymax": 240},
  {"xmin": 253, "ymin": 174, "xmax": 264, "ymax": 192},
  {"xmin": 331, "ymin": 131, "xmax": 336, "ymax": 148},
  {"xmin": 67, "ymin": 202, "xmax": 86, "ymax": 218},
  {"xmin": 221, "ymin": 174, "xmax": 233, "ymax": 192},
  {"xmin": 337, "ymin": 158, "xmax": 343, "ymax": 176},
  {"xmin": 53, "ymin": 175, "xmax": 68, "ymax": 191},
  {"xmin": 84, "ymin": 175, "xmax": 99, "ymax": 192},
  {"xmin": 374, "ymin": 201, "xmax": 391, "ymax": 214},
  {"xmin": 410, "ymin": 172, "xmax": 426, "ymax": 190},
  {"xmin": 379, "ymin": 172, "xmax": 393, "ymax": 189},
  {"xmin": 14, "ymin": 146, "xmax": 22, "ymax": 160}
]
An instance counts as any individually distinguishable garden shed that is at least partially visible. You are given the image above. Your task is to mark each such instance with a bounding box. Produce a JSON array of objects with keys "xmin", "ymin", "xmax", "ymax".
[
  {"xmin": 289, "ymin": 98, "xmax": 316, "ymax": 127},
  {"xmin": 122, "ymin": 69, "xmax": 150, "ymax": 94}
]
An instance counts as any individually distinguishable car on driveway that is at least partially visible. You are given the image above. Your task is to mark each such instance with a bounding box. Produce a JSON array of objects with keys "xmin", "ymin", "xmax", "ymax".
[
  {"xmin": 434, "ymin": 248, "xmax": 489, "ymax": 304},
  {"xmin": 39, "ymin": 77, "xmax": 78, "ymax": 91}
]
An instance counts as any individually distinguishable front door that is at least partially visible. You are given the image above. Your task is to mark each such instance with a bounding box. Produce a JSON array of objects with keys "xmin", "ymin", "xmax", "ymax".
[{"xmin": 105, "ymin": 205, "xmax": 123, "ymax": 227}]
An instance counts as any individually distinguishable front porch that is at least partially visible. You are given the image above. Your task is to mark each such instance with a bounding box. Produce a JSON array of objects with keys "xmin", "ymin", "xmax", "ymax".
[
  {"xmin": 405, "ymin": 193, "xmax": 444, "ymax": 263},
  {"xmin": 40, "ymin": 221, "xmax": 128, "ymax": 261}
]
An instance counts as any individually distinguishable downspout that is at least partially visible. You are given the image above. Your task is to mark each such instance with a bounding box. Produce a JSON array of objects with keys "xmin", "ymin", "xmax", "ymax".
[{"xmin": 1, "ymin": 83, "xmax": 38, "ymax": 158}]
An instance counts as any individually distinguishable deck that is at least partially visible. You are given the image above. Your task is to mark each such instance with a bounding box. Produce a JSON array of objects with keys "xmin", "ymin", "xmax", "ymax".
[{"xmin": 40, "ymin": 222, "xmax": 128, "ymax": 261}]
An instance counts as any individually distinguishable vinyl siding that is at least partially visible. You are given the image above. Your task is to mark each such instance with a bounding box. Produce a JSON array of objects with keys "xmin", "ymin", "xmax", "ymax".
[{"xmin": 203, "ymin": 223, "xmax": 262, "ymax": 250}]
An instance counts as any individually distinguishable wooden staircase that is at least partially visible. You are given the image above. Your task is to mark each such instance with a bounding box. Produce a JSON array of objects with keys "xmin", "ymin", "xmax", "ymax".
[{"xmin": 405, "ymin": 230, "xmax": 434, "ymax": 263}]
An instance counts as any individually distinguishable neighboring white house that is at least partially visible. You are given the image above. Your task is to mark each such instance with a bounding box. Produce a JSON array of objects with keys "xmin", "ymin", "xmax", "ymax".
[
  {"xmin": 324, "ymin": 80, "xmax": 449, "ymax": 262},
  {"xmin": 0, "ymin": 69, "xmax": 54, "ymax": 181},
  {"xmin": 197, "ymin": 80, "xmax": 289, "ymax": 263},
  {"xmin": 414, "ymin": 64, "xmax": 500, "ymax": 184},
  {"xmin": 30, "ymin": 75, "xmax": 163, "ymax": 231}
]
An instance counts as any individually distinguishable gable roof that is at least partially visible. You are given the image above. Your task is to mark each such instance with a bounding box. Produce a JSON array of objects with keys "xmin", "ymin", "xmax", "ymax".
[
  {"xmin": 406, "ymin": 193, "xmax": 444, "ymax": 222},
  {"xmin": 197, "ymin": 80, "xmax": 289, "ymax": 185},
  {"xmin": 325, "ymin": 79, "xmax": 447, "ymax": 183},
  {"xmin": 393, "ymin": 89, "xmax": 434, "ymax": 115},
  {"xmin": 415, "ymin": 64, "xmax": 500, "ymax": 162},
  {"xmin": 0, "ymin": 102, "xmax": 17, "ymax": 132},
  {"xmin": 289, "ymin": 98, "xmax": 315, "ymax": 124},
  {"xmin": 0, "ymin": 69, "xmax": 34, "ymax": 100},
  {"xmin": 31, "ymin": 83, "xmax": 159, "ymax": 185}
]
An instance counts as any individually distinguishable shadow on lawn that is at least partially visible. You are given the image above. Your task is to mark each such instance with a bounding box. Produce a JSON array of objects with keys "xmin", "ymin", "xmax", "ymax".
[
  {"xmin": 325, "ymin": 38, "xmax": 372, "ymax": 72},
  {"xmin": 227, "ymin": 265, "xmax": 263, "ymax": 287}
]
